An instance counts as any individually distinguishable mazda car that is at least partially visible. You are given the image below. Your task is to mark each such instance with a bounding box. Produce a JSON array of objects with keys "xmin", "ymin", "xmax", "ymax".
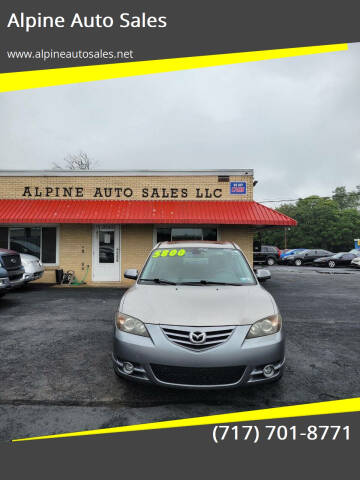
[{"xmin": 112, "ymin": 241, "xmax": 284, "ymax": 389}]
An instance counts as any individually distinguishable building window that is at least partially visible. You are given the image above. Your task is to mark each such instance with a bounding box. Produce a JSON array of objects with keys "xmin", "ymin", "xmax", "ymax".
[
  {"xmin": 0, "ymin": 226, "xmax": 58, "ymax": 264},
  {"xmin": 41, "ymin": 228, "xmax": 57, "ymax": 264},
  {"xmin": 156, "ymin": 227, "xmax": 218, "ymax": 243}
]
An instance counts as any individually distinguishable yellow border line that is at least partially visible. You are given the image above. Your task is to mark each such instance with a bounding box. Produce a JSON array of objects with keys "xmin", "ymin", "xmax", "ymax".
[
  {"xmin": 1, "ymin": 43, "xmax": 347, "ymax": 92},
  {"xmin": 13, "ymin": 397, "xmax": 360, "ymax": 441}
]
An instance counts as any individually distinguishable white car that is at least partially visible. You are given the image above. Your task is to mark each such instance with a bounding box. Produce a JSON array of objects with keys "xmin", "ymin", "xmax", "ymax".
[
  {"xmin": 351, "ymin": 256, "xmax": 360, "ymax": 268},
  {"xmin": 20, "ymin": 254, "xmax": 44, "ymax": 283}
]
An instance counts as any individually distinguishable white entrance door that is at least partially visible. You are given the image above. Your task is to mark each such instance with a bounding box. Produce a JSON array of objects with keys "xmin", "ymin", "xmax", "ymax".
[{"xmin": 92, "ymin": 225, "xmax": 121, "ymax": 282}]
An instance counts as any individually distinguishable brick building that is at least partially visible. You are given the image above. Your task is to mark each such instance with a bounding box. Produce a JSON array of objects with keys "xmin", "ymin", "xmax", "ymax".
[{"xmin": 0, "ymin": 170, "xmax": 296, "ymax": 286}]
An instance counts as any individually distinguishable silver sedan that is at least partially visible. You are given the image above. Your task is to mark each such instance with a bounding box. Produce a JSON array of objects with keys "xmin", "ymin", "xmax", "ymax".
[{"xmin": 113, "ymin": 241, "xmax": 285, "ymax": 389}]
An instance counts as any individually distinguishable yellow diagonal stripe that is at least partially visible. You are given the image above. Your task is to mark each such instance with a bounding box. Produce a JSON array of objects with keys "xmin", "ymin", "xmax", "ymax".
[
  {"xmin": 0, "ymin": 43, "xmax": 348, "ymax": 93},
  {"xmin": 12, "ymin": 397, "xmax": 360, "ymax": 441}
]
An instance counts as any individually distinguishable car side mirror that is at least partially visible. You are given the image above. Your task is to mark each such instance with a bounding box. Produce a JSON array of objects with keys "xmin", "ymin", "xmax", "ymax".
[
  {"xmin": 255, "ymin": 268, "xmax": 271, "ymax": 282},
  {"xmin": 124, "ymin": 269, "xmax": 138, "ymax": 280}
]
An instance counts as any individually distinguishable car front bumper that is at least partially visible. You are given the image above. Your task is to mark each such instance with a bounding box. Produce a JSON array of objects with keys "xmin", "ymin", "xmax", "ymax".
[
  {"xmin": 0, "ymin": 277, "xmax": 11, "ymax": 292},
  {"xmin": 22, "ymin": 270, "xmax": 44, "ymax": 282},
  {"xmin": 113, "ymin": 324, "xmax": 285, "ymax": 389}
]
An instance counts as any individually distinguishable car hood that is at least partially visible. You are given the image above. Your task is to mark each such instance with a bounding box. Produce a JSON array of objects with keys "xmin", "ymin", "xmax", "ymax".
[
  {"xmin": 20, "ymin": 253, "xmax": 40, "ymax": 262},
  {"xmin": 120, "ymin": 284, "xmax": 277, "ymax": 326}
]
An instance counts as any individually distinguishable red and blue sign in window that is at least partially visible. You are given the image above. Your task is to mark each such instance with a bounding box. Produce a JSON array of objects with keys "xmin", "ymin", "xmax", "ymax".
[{"xmin": 230, "ymin": 181, "xmax": 247, "ymax": 195}]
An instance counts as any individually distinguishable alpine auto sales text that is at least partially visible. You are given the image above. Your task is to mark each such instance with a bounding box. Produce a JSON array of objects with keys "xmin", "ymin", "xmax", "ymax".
[
  {"xmin": 7, "ymin": 12, "xmax": 168, "ymax": 33},
  {"xmin": 22, "ymin": 186, "xmax": 223, "ymax": 199}
]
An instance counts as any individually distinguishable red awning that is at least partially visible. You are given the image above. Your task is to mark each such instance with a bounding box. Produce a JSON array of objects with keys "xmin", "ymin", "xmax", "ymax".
[{"xmin": 0, "ymin": 199, "xmax": 297, "ymax": 226}]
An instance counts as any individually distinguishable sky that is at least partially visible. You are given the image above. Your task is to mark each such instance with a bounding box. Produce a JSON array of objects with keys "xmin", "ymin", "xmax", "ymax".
[{"xmin": 0, "ymin": 43, "xmax": 359, "ymax": 205}]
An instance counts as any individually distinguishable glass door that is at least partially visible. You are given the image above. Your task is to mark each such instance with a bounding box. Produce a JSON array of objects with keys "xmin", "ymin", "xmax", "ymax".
[{"xmin": 92, "ymin": 225, "xmax": 121, "ymax": 282}]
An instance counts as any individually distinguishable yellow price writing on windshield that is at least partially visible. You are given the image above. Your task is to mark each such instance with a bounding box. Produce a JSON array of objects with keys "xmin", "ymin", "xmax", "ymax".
[{"xmin": 152, "ymin": 249, "xmax": 186, "ymax": 258}]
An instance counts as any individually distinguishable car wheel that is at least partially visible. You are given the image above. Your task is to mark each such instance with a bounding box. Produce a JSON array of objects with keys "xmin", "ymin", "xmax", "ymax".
[
  {"xmin": 294, "ymin": 259, "xmax": 302, "ymax": 266},
  {"xmin": 266, "ymin": 257, "xmax": 276, "ymax": 266},
  {"xmin": 328, "ymin": 260, "xmax": 336, "ymax": 268}
]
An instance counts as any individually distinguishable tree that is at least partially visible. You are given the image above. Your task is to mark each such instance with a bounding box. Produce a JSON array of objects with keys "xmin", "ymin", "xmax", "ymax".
[
  {"xmin": 260, "ymin": 191, "xmax": 360, "ymax": 252},
  {"xmin": 332, "ymin": 185, "xmax": 360, "ymax": 210},
  {"xmin": 52, "ymin": 151, "xmax": 97, "ymax": 170}
]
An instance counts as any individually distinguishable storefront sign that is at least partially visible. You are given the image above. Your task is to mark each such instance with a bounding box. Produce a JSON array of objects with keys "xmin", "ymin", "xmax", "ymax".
[
  {"xmin": 21, "ymin": 186, "xmax": 224, "ymax": 199},
  {"xmin": 230, "ymin": 181, "xmax": 247, "ymax": 195}
]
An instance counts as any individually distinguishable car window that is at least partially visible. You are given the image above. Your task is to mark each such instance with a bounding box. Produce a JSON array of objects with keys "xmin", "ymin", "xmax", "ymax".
[
  {"xmin": 140, "ymin": 247, "xmax": 257, "ymax": 285},
  {"xmin": 262, "ymin": 247, "xmax": 268, "ymax": 252}
]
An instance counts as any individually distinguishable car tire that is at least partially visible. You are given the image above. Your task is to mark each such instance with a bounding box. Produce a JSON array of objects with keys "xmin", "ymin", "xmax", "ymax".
[
  {"xmin": 328, "ymin": 260, "xmax": 336, "ymax": 268},
  {"xmin": 266, "ymin": 257, "xmax": 276, "ymax": 266},
  {"xmin": 294, "ymin": 259, "xmax": 302, "ymax": 266}
]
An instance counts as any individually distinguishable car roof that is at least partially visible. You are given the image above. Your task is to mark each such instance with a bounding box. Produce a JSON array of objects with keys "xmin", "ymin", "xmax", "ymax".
[{"xmin": 156, "ymin": 241, "xmax": 236, "ymax": 249}]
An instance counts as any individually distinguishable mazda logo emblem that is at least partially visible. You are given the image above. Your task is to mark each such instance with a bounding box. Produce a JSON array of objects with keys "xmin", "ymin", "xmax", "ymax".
[
  {"xmin": 189, "ymin": 331, "xmax": 206, "ymax": 344},
  {"xmin": 11, "ymin": 258, "xmax": 16, "ymax": 264}
]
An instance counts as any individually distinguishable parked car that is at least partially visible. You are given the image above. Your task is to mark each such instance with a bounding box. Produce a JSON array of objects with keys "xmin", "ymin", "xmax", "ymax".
[
  {"xmin": 113, "ymin": 241, "xmax": 284, "ymax": 389},
  {"xmin": 0, "ymin": 266, "xmax": 11, "ymax": 297},
  {"xmin": 282, "ymin": 249, "xmax": 333, "ymax": 266},
  {"xmin": 280, "ymin": 248, "xmax": 306, "ymax": 260},
  {"xmin": 351, "ymin": 256, "xmax": 360, "ymax": 268},
  {"xmin": 20, "ymin": 253, "xmax": 44, "ymax": 283},
  {"xmin": 253, "ymin": 245, "xmax": 280, "ymax": 266},
  {"xmin": 348, "ymin": 249, "xmax": 360, "ymax": 255},
  {"xmin": 0, "ymin": 248, "xmax": 25, "ymax": 287},
  {"xmin": 313, "ymin": 252, "xmax": 359, "ymax": 268}
]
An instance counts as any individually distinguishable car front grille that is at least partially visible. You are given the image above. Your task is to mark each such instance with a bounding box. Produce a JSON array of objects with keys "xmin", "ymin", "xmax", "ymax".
[
  {"xmin": 1, "ymin": 254, "xmax": 21, "ymax": 270},
  {"xmin": 161, "ymin": 326, "xmax": 234, "ymax": 351},
  {"xmin": 150, "ymin": 364, "xmax": 245, "ymax": 386},
  {"xmin": 9, "ymin": 273, "xmax": 23, "ymax": 281}
]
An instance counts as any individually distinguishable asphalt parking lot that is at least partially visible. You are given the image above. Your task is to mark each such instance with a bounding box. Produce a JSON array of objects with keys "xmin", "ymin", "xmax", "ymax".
[{"xmin": 0, "ymin": 265, "xmax": 359, "ymax": 440}]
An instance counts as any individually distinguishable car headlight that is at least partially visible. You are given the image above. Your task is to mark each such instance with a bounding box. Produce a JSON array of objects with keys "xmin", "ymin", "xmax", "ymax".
[
  {"xmin": 246, "ymin": 314, "xmax": 282, "ymax": 339},
  {"xmin": 115, "ymin": 313, "xmax": 149, "ymax": 337}
]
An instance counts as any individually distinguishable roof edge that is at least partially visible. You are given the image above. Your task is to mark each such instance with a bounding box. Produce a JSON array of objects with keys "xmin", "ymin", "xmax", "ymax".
[{"xmin": 0, "ymin": 169, "xmax": 254, "ymax": 177}]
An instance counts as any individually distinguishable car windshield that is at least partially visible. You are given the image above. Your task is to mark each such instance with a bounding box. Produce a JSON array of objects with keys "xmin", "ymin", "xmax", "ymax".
[
  {"xmin": 139, "ymin": 247, "xmax": 256, "ymax": 285},
  {"xmin": 331, "ymin": 252, "xmax": 345, "ymax": 259},
  {"xmin": 294, "ymin": 250, "xmax": 308, "ymax": 255}
]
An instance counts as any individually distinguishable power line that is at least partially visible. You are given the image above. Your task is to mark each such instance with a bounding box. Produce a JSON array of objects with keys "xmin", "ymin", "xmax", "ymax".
[{"xmin": 258, "ymin": 192, "xmax": 360, "ymax": 204}]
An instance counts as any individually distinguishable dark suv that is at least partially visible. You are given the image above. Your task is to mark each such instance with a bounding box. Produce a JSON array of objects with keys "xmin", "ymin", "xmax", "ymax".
[
  {"xmin": 0, "ymin": 248, "xmax": 25, "ymax": 291},
  {"xmin": 253, "ymin": 245, "xmax": 280, "ymax": 266}
]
